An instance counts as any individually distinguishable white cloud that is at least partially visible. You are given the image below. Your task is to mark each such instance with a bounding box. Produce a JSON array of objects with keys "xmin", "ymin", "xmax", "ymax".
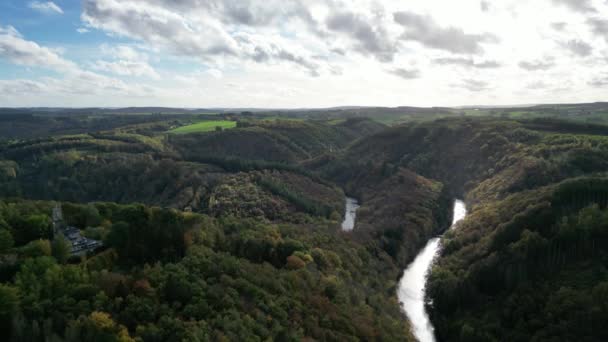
[
  {"xmin": 29, "ymin": 1, "xmax": 64, "ymax": 14},
  {"xmin": 0, "ymin": 26, "xmax": 159, "ymax": 106},
  {"xmin": 100, "ymin": 44, "xmax": 145, "ymax": 61},
  {"xmin": 588, "ymin": 19, "xmax": 608, "ymax": 43},
  {"xmin": 389, "ymin": 68, "xmax": 420, "ymax": 79},
  {"xmin": 92, "ymin": 44, "xmax": 160, "ymax": 79},
  {"xmin": 526, "ymin": 81, "xmax": 550, "ymax": 90},
  {"xmin": 81, "ymin": 0, "xmax": 332, "ymax": 75},
  {"xmin": 560, "ymin": 39, "xmax": 593, "ymax": 57},
  {"xmin": 452, "ymin": 79, "xmax": 491, "ymax": 92},
  {"xmin": 518, "ymin": 58, "xmax": 556, "ymax": 71},
  {"xmin": 393, "ymin": 11, "xmax": 498, "ymax": 54},
  {"xmin": 0, "ymin": 25, "xmax": 76, "ymax": 71},
  {"xmin": 92, "ymin": 60, "xmax": 160, "ymax": 79},
  {"xmin": 2, "ymin": 0, "xmax": 608, "ymax": 107},
  {"xmin": 326, "ymin": 11, "xmax": 397, "ymax": 62},
  {"xmin": 551, "ymin": 0, "xmax": 596, "ymax": 13},
  {"xmin": 206, "ymin": 68, "xmax": 223, "ymax": 79},
  {"xmin": 589, "ymin": 74, "xmax": 608, "ymax": 87},
  {"xmin": 81, "ymin": 0, "xmax": 240, "ymax": 59},
  {"xmin": 434, "ymin": 57, "xmax": 501, "ymax": 69},
  {"xmin": 0, "ymin": 79, "xmax": 48, "ymax": 95}
]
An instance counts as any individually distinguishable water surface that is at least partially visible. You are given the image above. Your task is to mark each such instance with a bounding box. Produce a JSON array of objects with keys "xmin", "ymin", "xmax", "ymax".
[
  {"xmin": 398, "ymin": 200, "xmax": 467, "ymax": 342},
  {"xmin": 341, "ymin": 197, "xmax": 360, "ymax": 231}
]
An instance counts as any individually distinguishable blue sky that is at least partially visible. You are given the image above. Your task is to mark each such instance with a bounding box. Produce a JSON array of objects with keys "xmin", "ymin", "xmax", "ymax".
[
  {"xmin": 1, "ymin": 1, "xmax": 106, "ymax": 48},
  {"xmin": 0, "ymin": 0, "xmax": 607, "ymax": 107}
]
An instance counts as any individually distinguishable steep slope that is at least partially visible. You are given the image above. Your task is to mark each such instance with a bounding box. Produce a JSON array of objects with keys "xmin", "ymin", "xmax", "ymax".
[
  {"xmin": 318, "ymin": 117, "xmax": 608, "ymax": 341},
  {"xmin": 0, "ymin": 118, "xmax": 384, "ymax": 218},
  {"xmin": 170, "ymin": 118, "xmax": 386, "ymax": 163},
  {"xmin": 0, "ymin": 199, "xmax": 415, "ymax": 341},
  {"xmin": 428, "ymin": 178, "xmax": 608, "ymax": 341}
]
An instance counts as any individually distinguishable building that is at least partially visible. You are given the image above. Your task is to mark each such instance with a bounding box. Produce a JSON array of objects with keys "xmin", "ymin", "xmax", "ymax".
[{"xmin": 52, "ymin": 203, "xmax": 103, "ymax": 256}]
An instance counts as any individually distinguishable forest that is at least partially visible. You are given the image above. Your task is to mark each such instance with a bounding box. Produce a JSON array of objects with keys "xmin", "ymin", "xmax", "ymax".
[
  {"xmin": 321, "ymin": 117, "xmax": 608, "ymax": 341},
  {"xmin": 1, "ymin": 108, "xmax": 608, "ymax": 341}
]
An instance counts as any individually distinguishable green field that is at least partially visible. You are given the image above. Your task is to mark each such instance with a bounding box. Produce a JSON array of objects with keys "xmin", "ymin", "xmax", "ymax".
[{"xmin": 169, "ymin": 120, "xmax": 236, "ymax": 134}]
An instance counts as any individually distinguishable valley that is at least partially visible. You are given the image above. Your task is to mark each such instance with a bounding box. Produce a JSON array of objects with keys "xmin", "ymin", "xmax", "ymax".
[
  {"xmin": 1, "ymin": 106, "xmax": 608, "ymax": 341},
  {"xmin": 340, "ymin": 197, "xmax": 359, "ymax": 232},
  {"xmin": 399, "ymin": 200, "xmax": 467, "ymax": 342},
  {"xmin": 2, "ymin": 0, "xmax": 607, "ymax": 340}
]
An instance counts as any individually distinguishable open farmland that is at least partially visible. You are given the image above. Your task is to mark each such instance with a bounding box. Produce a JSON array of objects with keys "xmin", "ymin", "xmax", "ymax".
[{"xmin": 168, "ymin": 120, "xmax": 237, "ymax": 134}]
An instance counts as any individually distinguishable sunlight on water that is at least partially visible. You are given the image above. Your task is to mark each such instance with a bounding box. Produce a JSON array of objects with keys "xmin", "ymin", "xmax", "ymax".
[
  {"xmin": 398, "ymin": 200, "xmax": 467, "ymax": 342},
  {"xmin": 341, "ymin": 197, "xmax": 360, "ymax": 231}
]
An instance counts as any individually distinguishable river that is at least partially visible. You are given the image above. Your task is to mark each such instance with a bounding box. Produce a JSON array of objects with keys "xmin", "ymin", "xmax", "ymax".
[
  {"xmin": 341, "ymin": 197, "xmax": 360, "ymax": 231},
  {"xmin": 398, "ymin": 200, "xmax": 467, "ymax": 342}
]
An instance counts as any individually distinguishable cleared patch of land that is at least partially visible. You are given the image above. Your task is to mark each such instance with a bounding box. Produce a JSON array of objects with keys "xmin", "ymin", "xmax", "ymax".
[{"xmin": 169, "ymin": 120, "xmax": 236, "ymax": 134}]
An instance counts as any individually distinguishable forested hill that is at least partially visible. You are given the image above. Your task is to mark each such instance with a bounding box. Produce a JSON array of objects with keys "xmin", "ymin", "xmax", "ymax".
[
  {"xmin": 317, "ymin": 117, "xmax": 608, "ymax": 341},
  {"xmin": 1, "ymin": 113, "xmax": 608, "ymax": 341},
  {"xmin": 0, "ymin": 114, "xmax": 439, "ymax": 341},
  {"xmin": 0, "ymin": 117, "xmax": 384, "ymax": 213}
]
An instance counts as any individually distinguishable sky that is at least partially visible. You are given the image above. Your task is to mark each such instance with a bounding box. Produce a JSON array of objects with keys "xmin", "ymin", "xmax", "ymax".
[{"xmin": 0, "ymin": 0, "xmax": 607, "ymax": 108}]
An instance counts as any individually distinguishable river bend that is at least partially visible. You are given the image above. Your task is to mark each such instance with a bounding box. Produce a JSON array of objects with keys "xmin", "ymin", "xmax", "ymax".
[{"xmin": 398, "ymin": 200, "xmax": 467, "ymax": 342}]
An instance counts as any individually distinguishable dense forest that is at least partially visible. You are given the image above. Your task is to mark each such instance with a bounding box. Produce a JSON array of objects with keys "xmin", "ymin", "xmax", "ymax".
[
  {"xmin": 0, "ymin": 113, "xmax": 437, "ymax": 341},
  {"xmin": 0, "ymin": 199, "xmax": 420, "ymax": 341},
  {"xmin": 320, "ymin": 117, "xmax": 608, "ymax": 341},
  {"xmin": 1, "ymin": 108, "xmax": 608, "ymax": 341}
]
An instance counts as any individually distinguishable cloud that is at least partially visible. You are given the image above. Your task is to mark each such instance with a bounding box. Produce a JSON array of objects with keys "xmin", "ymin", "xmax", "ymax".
[
  {"xmin": 0, "ymin": 25, "xmax": 76, "ymax": 71},
  {"xmin": 92, "ymin": 60, "xmax": 160, "ymax": 78},
  {"xmin": 276, "ymin": 50, "xmax": 320, "ymax": 76},
  {"xmin": 93, "ymin": 44, "xmax": 160, "ymax": 78},
  {"xmin": 588, "ymin": 19, "xmax": 608, "ymax": 42},
  {"xmin": 518, "ymin": 58, "xmax": 555, "ymax": 71},
  {"xmin": 551, "ymin": 0, "xmax": 596, "ymax": 13},
  {"xmin": 221, "ymin": 1, "xmax": 315, "ymax": 28},
  {"xmin": 145, "ymin": 0, "xmax": 314, "ymax": 27},
  {"xmin": 100, "ymin": 44, "xmax": 143, "ymax": 61},
  {"xmin": 326, "ymin": 11, "xmax": 396, "ymax": 62},
  {"xmin": 0, "ymin": 26, "xmax": 156, "ymax": 102},
  {"xmin": 40, "ymin": 69, "xmax": 156, "ymax": 97},
  {"xmin": 434, "ymin": 57, "xmax": 501, "ymax": 69},
  {"xmin": 559, "ymin": 39, "xmax": 592, "ymax": 57},
  {"xmin": 525, "ymin": 81, "xmax": 550, "ymax": 89},
  {"xmin": 393, "ymin": 11, "xmax": 498, "ymax": 54},
  {"xmin": 206, "ymin": 68, "xmax": 223, "ymax": 79},
  {"xmin": 82, "ymin": 0, "xmax": 238, "ymax": 58},
  {"xmin": 480, "ymin": 1, "xmax": 490, "ymax": 12},
  {"xmin": 82, "ymin": 0, "xmax": 325, "ymax": 75},
  {"xmin": 551, "ymin": 22, "xmax": 567, "ymax": 31},
  {"xmin": 29, "ymin": 1, "xmax": 64, "ymax": 14},
  {"xmin": 238, "ymin": 34, "xmax": 322, "ymax": 76},
  {"xmin": 452, "ymin": 79, "xmax": 490, "ymax": 92},
  {"xmin": 0, "ymin": 79, "xmax": 48, "ymax": 95},
  {"xmin": 0, "ymin": 72, "xmax": 155, "ymax": 103},
  {"xmin": 589, "ymin": 75, "xmax": 608, "ymax": 87},
  {"xmin": 389, "ymin": 68, "xmax": 420, "ymax": 79},
  {"xmin": 5, "ymin": 0, "xmax": 608, "ymax": 107}
]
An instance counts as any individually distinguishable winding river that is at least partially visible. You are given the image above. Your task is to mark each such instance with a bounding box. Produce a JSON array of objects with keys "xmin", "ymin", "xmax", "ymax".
[
  {"xmin": 341, "ymin": 197, "xmax": 360, "ymax": 231},
  {"xmin": 398, "ymin": 200, "xmax": 467, "ymax": 342}
]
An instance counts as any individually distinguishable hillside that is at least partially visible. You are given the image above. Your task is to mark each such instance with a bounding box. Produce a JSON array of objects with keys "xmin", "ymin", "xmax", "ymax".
[
  {"xmin": 2, "ymin": 113, "xmax": 608, "ymax": 341},
  {"xmin": 0, "ymin": 112, "xmax": 457, "ymax": 341},
  {"xmin": 428, "ymin": 178, "xmax": 608, "ymax": 341},
  {"xmin": 0, "ymin": 199, "xmax": 415, "ymax": 341},
  {"xmin": 0, "ymin": 118, "xmax": 384, "ymax": 214},
  {"xmin": 318, "ymin": 117, "xmax": 608, "ymax": 341},
  {"xmin": 170, "ymin": 118, "xmax": 386, "ymax": 163}
]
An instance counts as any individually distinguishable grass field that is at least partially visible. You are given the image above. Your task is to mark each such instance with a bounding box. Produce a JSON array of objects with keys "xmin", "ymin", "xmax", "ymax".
[{"xmin": 169, "ymin": 120, "xmax": 237, "ymax": 134}]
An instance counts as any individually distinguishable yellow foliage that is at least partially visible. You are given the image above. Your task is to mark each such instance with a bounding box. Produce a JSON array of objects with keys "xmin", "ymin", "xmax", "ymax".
[{"xmin": 89, "ymin": 311, "xmax": 115, "ymax": 330}]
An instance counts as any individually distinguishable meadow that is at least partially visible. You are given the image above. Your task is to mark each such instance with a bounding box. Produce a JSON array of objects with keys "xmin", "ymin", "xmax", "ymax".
[{"xmin": 169, "ymin": 120, "xmax": 236, "ymax": 134}]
